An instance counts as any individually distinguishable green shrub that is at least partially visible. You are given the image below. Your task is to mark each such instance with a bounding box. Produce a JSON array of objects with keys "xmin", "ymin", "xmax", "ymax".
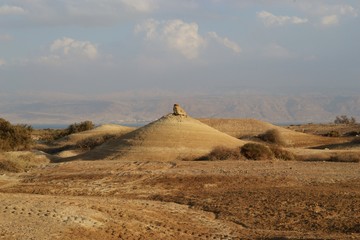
[
  {"xmin": 240, "ymin": 143, "xmax": 274, "ymax": 160},
  {"xmin": 0, "ymin": 118, "xmax": 33, "ymax": 151},
  {"xmin": 258, "ymin": 129, "xmax": 286, "ymax": 146}
]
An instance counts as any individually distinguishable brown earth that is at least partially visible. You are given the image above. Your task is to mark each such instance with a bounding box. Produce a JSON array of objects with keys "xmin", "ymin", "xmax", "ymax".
[
  {"xmin": 1, "ymin": 117, "xmax": 360, "ymax": 239},
  {"xmin": 0, "ymin": 159, "xmax": 359, "ymax": 239}
]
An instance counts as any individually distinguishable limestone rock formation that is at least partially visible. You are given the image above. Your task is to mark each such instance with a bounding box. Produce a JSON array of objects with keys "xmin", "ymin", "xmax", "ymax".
[{"xmin": 173, "ymin": 104, "xmax": 187, "ymax": 117}]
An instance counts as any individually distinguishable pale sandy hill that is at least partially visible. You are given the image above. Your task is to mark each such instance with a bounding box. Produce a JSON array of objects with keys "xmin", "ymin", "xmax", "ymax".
[
  {"xmin": 75, "ymin": 114, "xmax": 246, "ymax": 161},
  {"xmin": 55, "ymin": 124, "xmax": 135, "ymax": 146},
  {"xmin": 199, "ymin": 118, "xmax": 346, "ymax": 147}
]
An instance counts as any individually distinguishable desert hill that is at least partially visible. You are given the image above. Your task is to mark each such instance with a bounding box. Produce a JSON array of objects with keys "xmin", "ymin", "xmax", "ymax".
[
  {"xmin": 75, "ymin": 114, "xmax": 245, "ymax": 161},
  {"xmin": 199, "ymin": 118, "xmax": 346, "ymax": 147},
  {"xmin": 55, "ymin": 124, "xmax": 135, "ymax": 146}
]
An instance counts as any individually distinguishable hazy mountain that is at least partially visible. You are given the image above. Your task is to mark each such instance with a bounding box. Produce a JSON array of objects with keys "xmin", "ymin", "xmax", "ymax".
[{"xmin": 1, "ymin": 92, "xmax": 359, "ymax": 125}]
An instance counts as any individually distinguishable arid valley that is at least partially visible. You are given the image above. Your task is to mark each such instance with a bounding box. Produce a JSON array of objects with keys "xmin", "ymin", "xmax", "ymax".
[{"xmin": 1, "ymin": 108, "xmax": 359, "ymax": 240}]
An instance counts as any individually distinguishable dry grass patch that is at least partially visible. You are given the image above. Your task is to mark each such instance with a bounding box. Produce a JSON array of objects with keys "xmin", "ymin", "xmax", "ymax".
[
  {"xmin": 0, "ymin": 152, "xmax": 50, "ymax": 173},
  {"xmin": 75, "ymin": 134, "xmax": 116, "ymax": 151},
  {"xmin": 299, "ymin": 152, "xmax": 360, "ymax": 163},
  {"xmin": 258, "ymin": 129, "xmax": 287, "ymax": 146},
  {"xmin": 197, "ymin": 146, "xmax": 243, "ymax": 161},
  {"xmin": 240, "ymin": 143, "xmax": 274, "ymax": 160},
  {"xmin": 269, "ymin": 146, "xmax": 296, "ymax": 160}
]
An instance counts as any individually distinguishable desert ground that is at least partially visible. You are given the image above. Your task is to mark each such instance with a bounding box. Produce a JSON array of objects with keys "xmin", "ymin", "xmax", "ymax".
[{"xmin": 1, "ymin": 113, "xmax": 360, "ymax": 239}]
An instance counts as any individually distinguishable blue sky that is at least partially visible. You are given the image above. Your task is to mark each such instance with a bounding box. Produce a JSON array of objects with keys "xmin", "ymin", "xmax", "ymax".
[{"xmin": 0, "ymin": 0, "xmax": 359, "ymax": 96}]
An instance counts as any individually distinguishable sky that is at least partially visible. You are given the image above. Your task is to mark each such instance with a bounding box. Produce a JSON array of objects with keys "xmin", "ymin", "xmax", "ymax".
[{"xmin": 0, "ymin": 0, "xmax": 359, "ymax": 96}]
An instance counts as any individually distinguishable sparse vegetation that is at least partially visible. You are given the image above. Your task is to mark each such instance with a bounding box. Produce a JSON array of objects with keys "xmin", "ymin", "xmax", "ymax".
[
  {"xmin": 351, "ymin": 137, "xmax": 360, "ymax": 144},
  {"xmin": 66, "ymin": 121, "xmax": 95, "ymax": 135},
  {"xmin": 269, "ymin": 146, "xmax": 296, "ymax": 160},
  {"xmin": 329, "ymin": 153, "xmax": 360, "ymax": 163},
  {"xmin": 323, "ymin": 130, "xmax": 340, "ymax": 137},
  {"xmin": 76, "ymin": 134, "xmax": 116, "ymax": 151},
  {"xmin": 334, "ymin": 115, "xmax": 357, "ymax": 125},
  {"xmin": 36, "ymin": 121, "xmax": 96, "ymax": 142},
  {"xmin": 0, "ymin": 152, "xmax": 50, "ymax": 173},
  {"xmin": 197, "ymin": 146, "xmax": 243, "ymax": 161},
  {"xmin": 0, "ymin": 118, "xmax": 33, "ymax": 151},
  {"xmin": 258, "ymin": 129, "xmax": 286, "ymax": 146},
  {"xmin": 240, "ymin": 143, "xmax": 274, "ymax": 160}
]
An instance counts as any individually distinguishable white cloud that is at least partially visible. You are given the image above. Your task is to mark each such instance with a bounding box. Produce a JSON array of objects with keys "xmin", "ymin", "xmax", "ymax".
[
  {"xmin": 136, "ymin": 19, "xmax": 206, "ymax": 59},
  {"xmin": 208, "ymin": 32, "xmax": 241, "ymax": 54},
  {"xmin": 298, "ymin": 2, "xmax": 358, "ymax": 26},
  {"xmin": 49, "ymin": 37, "xmax": 98, "ymax": 60},
  {"xmin": 257, "ymin": 11, "xmax": 308, "ymax": 26},
  {"xmin": 321, "ymin": 15, "xmax": 339, "ymax": 26},
  {"xmin": 263, "ymin": 43, "xmax": 292, "ymax": 59},
  {"xmin": 121, "ymin": 0, "xmax": 157, "ymax": 13},
  {"xmin": 0, "ymin": 5, "xmax": 25, "ymax": 15}
]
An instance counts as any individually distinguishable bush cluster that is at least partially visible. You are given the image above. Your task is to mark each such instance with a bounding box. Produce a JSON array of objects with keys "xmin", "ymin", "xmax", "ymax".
[
  {"xmin": 197, "ymin": 143, "xmax": 296, "ymax": 161},
  {"xmin": 258, "ymin": 129, "xmax": 286, "ymax": 146},
  {"xmin": 240, "ymin": 143, "xmax": 274, "ymax": 160},
  {"xmin": 39, "ymin": 121, "xmax": 96, "ymax": 142},
  {"xmin": 66, "ymin": 121, "xmax": 95, "ymax": 135},
  {"xmin": 0, "ymin": 118, "xmax": 33, "ymax": 151},
  {"xmin": 76, "ymin": 134, "xmax": 115, "ymax": 151},
  {"xmin": 334, "ymin": 115, "xmax": 357, "ymax": 124},
  {"xmin": 324, "ymin": 130, "xmax": 340, "ymax": 137},
  {"xmin": 197, "ymin": 146, "xmax": 243, "ymax": 161}
]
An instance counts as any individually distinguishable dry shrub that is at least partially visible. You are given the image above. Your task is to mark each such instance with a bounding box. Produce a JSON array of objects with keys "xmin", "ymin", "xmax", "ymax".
[
  {"xmin": 76, "ymin": 134, "xmax": 116, "ymax": 151},
  {"xmin": 240, "ymin": 143, "xmax": 274, "ymax": 160},
  {"xmin": 323, "ymin": 130, "xmax": 340, "ymax": 137},
  {"xmin": 0, "ymin": 160, "xmax": 23, "ymax": 173},
  {"xmin": 298, "ymin": 153, "xmax": 331, "ymax": 162},
  {"xmin": 0, "ymin": 152, "xmax": 49, "ymax": 173},
  {"xmin": 258, "ymin": 129, "xmax": 286, "ymax": 146},
  {"xmin": 351, "ymin": 137, "xmax": 360, "ymax": 144},
  {"xmin": 299, "ymin": 152, "xmax": 360, "ymax": 163},
  {"xmin": 197, "ymin": 146, "xmax": 243, "ymax": 161},
  {"xmin": 329, "ymin": 153, "xmax": 360, "ymax": 163},
  {"xmin": 269, "ymin": 146, "xmax": 296, "ymax": 160},
  {"xmin": 0, "ymin": 118, "xmax": 33, "ymax": 151}
]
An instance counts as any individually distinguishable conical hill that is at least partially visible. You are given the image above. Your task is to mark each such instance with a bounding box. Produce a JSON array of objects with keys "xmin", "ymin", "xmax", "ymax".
[{"xmin": 79, "ymin": 114, "xmax": 245, "ymax": 161}]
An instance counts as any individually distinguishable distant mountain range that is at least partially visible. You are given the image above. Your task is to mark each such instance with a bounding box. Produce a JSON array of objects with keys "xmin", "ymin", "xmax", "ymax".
[{"xmin": 1, "ymin": 92, "xmax": 360, "ymax": 125}]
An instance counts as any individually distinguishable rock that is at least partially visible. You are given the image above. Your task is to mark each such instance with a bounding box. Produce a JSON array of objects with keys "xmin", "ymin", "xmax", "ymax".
[{"xmin": 173, "ymin": 104, "xmax": 187, "ymax": 117}]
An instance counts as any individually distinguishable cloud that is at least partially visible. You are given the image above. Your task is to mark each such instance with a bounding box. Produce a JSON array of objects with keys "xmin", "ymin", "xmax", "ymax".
[
  {"xmin": 50, "ymin": 37, "xmax": 98, "ymax": 60},
  {"xmin": 135, "ymin": 19, "xmax": 206, "ymax": 59},
  {"xmin": 121, "ymin": 0, "xmax": 157, "ymax": 12},
  {"xmin": 38, "ymin": 37, "xmax": 99, "ymax": 64},
  {"xmin": 0, "ymin": 5, "xmax": 26, "ymax": 15},
  {"xmin": 297, "ymin": 2, "xmax": 358, "ymax": 26},
  {"xmin": 321, "ymin": 15, "xmax": 339, "ymax": 26},
  {"xmin": 263, "ymin": 43, "xmax": 292, "ymax": 59},
  {"xmin": 0, "ymin": 34, "xmax": 13, "ymax": 42},
  {"xmin": 208, "ymin": 32, "xmax": 241, "ymax": 54},
  {"xmin": 257, "ymin": 11, "xmax": 308, "ymax": 26}
]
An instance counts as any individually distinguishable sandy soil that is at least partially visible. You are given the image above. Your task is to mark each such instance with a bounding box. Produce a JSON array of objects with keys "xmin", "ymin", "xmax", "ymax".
[{"xmin": 1, "ymin": 159, "xmax": 359, "ymax": 239}]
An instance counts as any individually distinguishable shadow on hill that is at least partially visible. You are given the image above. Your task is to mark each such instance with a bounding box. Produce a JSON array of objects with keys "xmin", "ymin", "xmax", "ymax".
[{"xmin": 310, "ymin": 141, "xmax": 359, "ymax": 150}]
